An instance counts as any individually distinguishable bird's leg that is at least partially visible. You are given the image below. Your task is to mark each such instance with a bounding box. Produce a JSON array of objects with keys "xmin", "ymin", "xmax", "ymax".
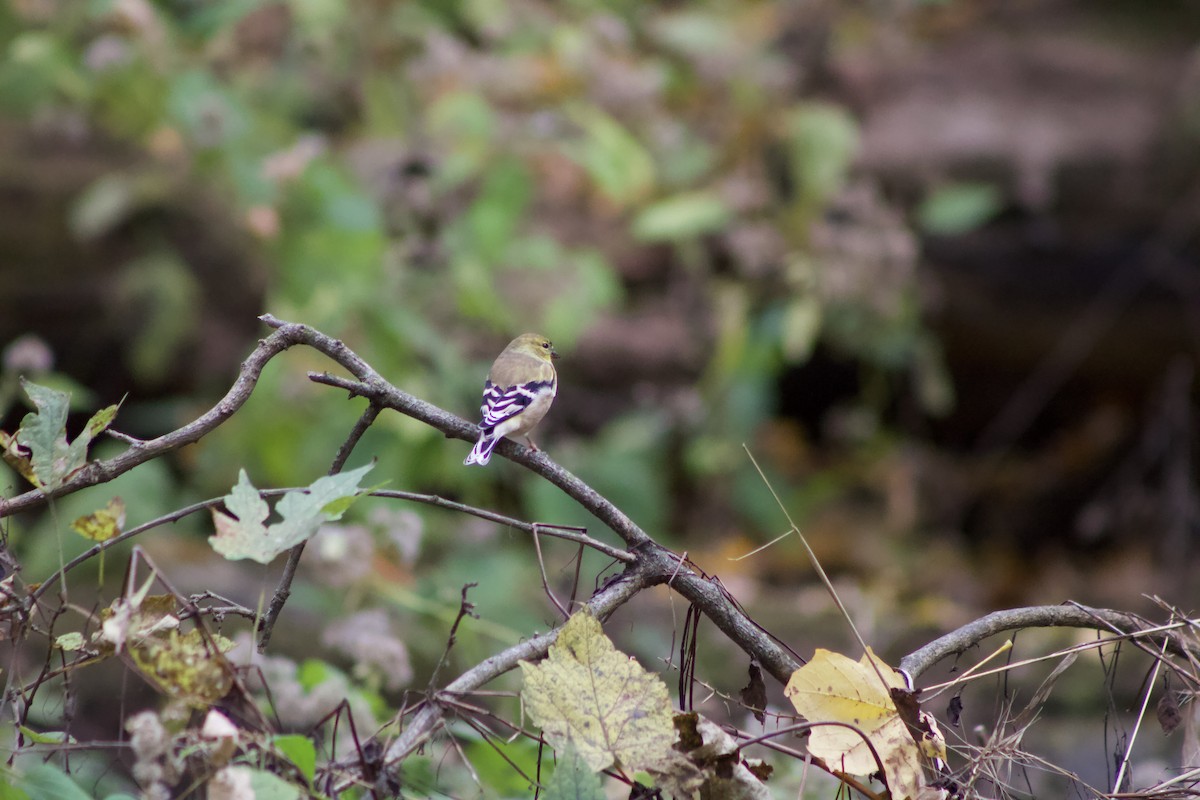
[{"xmin": 524, "ymin": 436, "xmax": 540, "ymax": 451}]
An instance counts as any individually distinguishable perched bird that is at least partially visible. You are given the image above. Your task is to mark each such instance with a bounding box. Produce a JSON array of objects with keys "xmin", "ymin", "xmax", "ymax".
[{"xmin": 464, "ymin": 333, "xmax": 559, "ymax": 466}]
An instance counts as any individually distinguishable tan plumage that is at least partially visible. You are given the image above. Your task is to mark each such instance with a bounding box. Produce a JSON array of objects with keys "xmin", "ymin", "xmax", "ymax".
[{"xmin": 464, "ymin": 333, "xmax": 559, "ymax": 466}]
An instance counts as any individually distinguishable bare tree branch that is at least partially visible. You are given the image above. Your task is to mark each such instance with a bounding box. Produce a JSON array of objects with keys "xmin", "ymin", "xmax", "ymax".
[
  {"xmin": 0, "ymin": 320, "xmax": 358, "ymax": 519},
  {"xmin": 899, "ymin": 604, "xmax": 1199, "ymax": 680}
]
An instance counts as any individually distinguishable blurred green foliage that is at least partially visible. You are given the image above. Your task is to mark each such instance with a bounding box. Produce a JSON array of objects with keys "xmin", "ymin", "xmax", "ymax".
[{"xmin": 0, "ymin": 0, "xmax": 945, "ymax": 795}]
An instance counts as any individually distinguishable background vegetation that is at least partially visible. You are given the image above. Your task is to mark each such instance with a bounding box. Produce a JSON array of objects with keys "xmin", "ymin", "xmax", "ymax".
[{"xmin": 0, "ymin": 0, "xmax": 1198, "ymax": 797}]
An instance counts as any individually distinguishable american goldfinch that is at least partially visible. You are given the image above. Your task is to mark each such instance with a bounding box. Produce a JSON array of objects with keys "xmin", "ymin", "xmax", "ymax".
[{"xmin": 464, "ymin": 333, "xmax": 559, "ymax": 466}]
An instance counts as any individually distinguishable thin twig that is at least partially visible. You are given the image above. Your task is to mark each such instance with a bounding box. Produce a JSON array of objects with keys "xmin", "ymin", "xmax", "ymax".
[
  {"xmin": 427, "ymin": 583, "xmax": 480, "ymax": 690},
  {"xmin": 900, "ymin": 605, "xmax": 1197, "ymax": 680},
  {"xmin": 0, "ymin": 320, "xmax": 343, "ymax": 519},
  {"xmin": 257, "ymin": 402, "xmax": 382, "ymax": 653}
]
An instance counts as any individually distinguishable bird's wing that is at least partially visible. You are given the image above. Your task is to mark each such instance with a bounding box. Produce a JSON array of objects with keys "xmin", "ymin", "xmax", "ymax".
[{"xmin": 479, "ymin": 379, "xmax": 554, "ymax": 431}]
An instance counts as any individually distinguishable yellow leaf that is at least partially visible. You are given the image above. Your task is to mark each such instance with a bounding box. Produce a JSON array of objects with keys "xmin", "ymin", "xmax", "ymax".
[
  {"xmin": 520, "ymin": 610, "xmax": 676, "ymax": 774},
  {"xmin": 130, "ymin": 628, "xmax": 235, "ymax": 708},
  {"xmin": 784, "ymin": 648, "xmax": 925, "ymax": 799},
  {"xmin": 71, "ymin": 497, "xmax": 126, "ymax": 541}
]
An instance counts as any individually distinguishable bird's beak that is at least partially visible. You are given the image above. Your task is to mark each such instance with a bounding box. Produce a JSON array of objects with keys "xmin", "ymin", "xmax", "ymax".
[{"xmin": 550, "ymin": 348, "xmax": 560, "ymax": 360}]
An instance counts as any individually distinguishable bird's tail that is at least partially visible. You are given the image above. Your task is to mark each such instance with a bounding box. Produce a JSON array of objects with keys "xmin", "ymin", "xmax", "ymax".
[{"xmin": 463, "ymin": 433, "xmax": 501, "ymax": 466}]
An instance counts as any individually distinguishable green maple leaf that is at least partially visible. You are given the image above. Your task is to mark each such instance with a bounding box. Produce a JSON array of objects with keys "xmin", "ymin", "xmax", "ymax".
[
  {"xmin": 208, "ymin": 464, "xmax": 374, "ymax": 564},
  {"xmin": 5, "ymin": 379, "xmax": 120, "ymax": 491}
]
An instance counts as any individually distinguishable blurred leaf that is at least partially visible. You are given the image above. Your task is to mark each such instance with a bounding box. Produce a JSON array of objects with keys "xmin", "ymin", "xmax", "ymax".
[
  {"xmin": 463, "ymin": 158, "xmax": 532, "ymax": 260},
  {"xmin": 1, "ymin": 32, "xmax": 88, "ymax": 109},
  {"xmin": 166, "ymin": 69, "xmax": 245, "ymax": 147},
  {"xmin": 632, "ymin": 191, "xmax": 730, "ymax": 242},
  {"xmin": 54, "ymin": 632, "xmax": 85, "ymax": 651},
  {"xmin": 70, "ymin": 497, "xmax": 125, "ymax": 542},
  {"xmin": 91, "ymin": 60, "xmax": 170, "ymax": 140},
  {"xmin": 462, "ymin": 734, "xmax": 544, "ymax": 797},
  {"xmin": 784, "ymin": 103, "xmax": 858, "ymax": 210},
  {"xmin": 212, "ymin": 766, "xmax": 301, "ymax": 800},
  {"xmin": 541, "ymin": 249, "xmax": 622, "ymax": 346},
  {"xmin": 565, "ymin": 105, "xmax": 655, "ymax": 206},
  {"xmin": 781, "ymin": 295, "xmax": 822, "ymax": 362},
  {"xmin": 117, "ymin": 252, "xmax": 202, "ymax": 384},
  {"xmin": 0, "ymin": 770, "xmax": 31, "ymax": 800},
  {"xmin": 912, "ymin": 335, "xmax": 955, "ymax": 416},
  {"xmin": 11, "ymin": 764, "xmax": 90, "ymax": 800},
  {"xmin": 293, "ymin": 658, "xmax": 389, "ymax": 722},
  {"xmin": 208, "ymin": 463, "xmax": 373, "ymax": 563},
  {"xmin": 543, "ymin": 743, "xmax": 604, "ymax": 800},
  {"xmin": 172, "ymin": 0, "xmax": 262, "ymax": 37},
  {"xmin": 917, "ymin": 182, "xmax": 1004, "ymax": 235},
  {"xmin": 272, "ymin": 734, "xmax": 316, "ymax": 784},
  {"xmin": 296, "ymin": 658, "xmax": 334, "ymax": 692},
  {"xmin": 651, "ymin": 11, "xmax": 730, "ymax": 57},
  {"xmin": 291, "ymin": 0, "xmax": 346, "ymax": 41},
  {"xmin": 246, "ymin": 768, "xmax": 302, "ymax": 800},
  {"xmin": 69, "ymin": 175, "xmax": 135, "ymax": 241},
  {"xmin": 429, "ymin": 91, "xmax": 497, "ymax": 185}
]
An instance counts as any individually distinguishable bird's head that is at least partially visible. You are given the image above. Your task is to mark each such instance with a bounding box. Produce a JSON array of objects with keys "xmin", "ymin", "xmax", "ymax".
[{"xmin": 509, "ymin": 333, "xmax": 559, "ymax": 362}]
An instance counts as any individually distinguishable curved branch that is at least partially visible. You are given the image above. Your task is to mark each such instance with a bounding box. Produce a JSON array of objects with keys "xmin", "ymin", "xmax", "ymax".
[
  {"xmin": 899, "ymin": 604, "xmax": 1198, "ymax": 679},
  {"xmin": 2, "ymin": 315, "xmax": 800, "ymax": 683},
  {"xmin": 295, "ymin": 324, "xmax": 803, "ymax": 682},
  {"xmin": 0, "ymin": 320, "xmax": 355, "ymax": 519},
  {"xmin": 306, "ymin": 370, "xmax": 648, "ymax": 548}
]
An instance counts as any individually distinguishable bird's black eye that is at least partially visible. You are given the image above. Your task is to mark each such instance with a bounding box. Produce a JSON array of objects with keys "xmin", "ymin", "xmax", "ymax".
[{"xmin": 542, "ymin": 341, "xmax": 551, "ymax": 349}]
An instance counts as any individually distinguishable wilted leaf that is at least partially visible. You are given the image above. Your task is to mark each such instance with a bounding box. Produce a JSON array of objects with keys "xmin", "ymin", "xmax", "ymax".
[
  {"xmin": 5, "ymin": 380, "xmax": 120, "ymax": 491},
  {"xmin": 672, "ymin": 712, "xmax": 769, "ymax": 800},
  {"xmin": 71, "ymin": 497, "xmax": 126, "ymax": 542},
  {"xmin": 209, "ymin": 464, "xmax": 374, "ymax": 563},
  {"xmin": 521, "ymin": 610, "xmax": 676, "ymax": 774},
  {"xmin": 130, "ymin": 628, "xmax": 235, "ymax": 708},
  {"xmin": 98, "ymin": 585, "xmax": 179, "ymax": 652},
  {"xmin": 0, "ymin": 431, "xmax": 37, "ymax": 486},
  {"xmin": 1157, "ymin": 693, "xmax": 1182, "ymax": 736},
  {"xmin": 785, "ymin": 648, "xmax": 925, "ymax": 799},
  {"xmin": 739, "ymin": 660, "xmax": 768, "ymax": 725}
]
